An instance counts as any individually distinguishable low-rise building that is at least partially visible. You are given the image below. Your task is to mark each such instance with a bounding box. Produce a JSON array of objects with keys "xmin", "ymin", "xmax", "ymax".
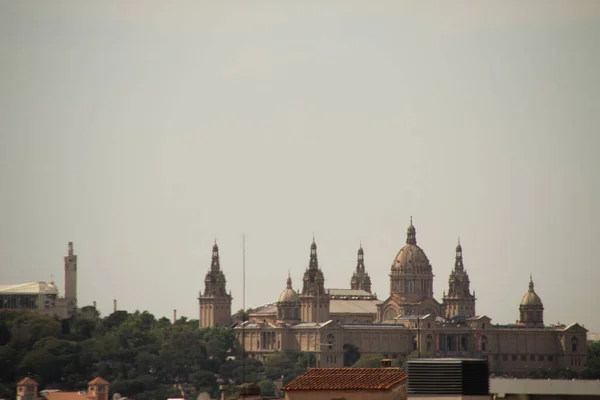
[
  {"xmin": 16, "ymin": 377, "xmax": 110, "ymax": 400},
  {"xmin": 282, "ymin": 363, "xmax": 407, "ymax": 400}
]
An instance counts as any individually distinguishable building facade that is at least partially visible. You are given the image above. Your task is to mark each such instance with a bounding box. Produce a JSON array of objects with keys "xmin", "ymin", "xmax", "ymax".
[
  {"xmin": 200, "ymin": 219, "xmax": 588, "ymax": 376},
  {"xmin": 0, "ymin": 242, "xmax": 78, "ymax": 319}
]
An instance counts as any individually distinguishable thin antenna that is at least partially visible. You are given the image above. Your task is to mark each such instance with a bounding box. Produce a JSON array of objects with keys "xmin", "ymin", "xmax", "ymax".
[{"xmin": 242, "ymin": 233, "xmax": 246, "ymax": 385}]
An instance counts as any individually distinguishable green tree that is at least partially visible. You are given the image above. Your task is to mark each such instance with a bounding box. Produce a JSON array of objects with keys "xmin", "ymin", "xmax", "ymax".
[
  {"xmin": 257, "ymin": 380, "xmax": 276, "ymax": 396},
  {"xmin": 9, "ymin": 313, "xmax": 61, "ymax": 349},
  {"xmin": 343, "ymin": 344, "xmax": 360, "ymax": 366},
  {"xmin": 582, "ymin": 342, "xmax": 600, "ymax": 379},
  {"xmin": 352, "ymin": 353, "xmax": 383, "ymax": 368}
]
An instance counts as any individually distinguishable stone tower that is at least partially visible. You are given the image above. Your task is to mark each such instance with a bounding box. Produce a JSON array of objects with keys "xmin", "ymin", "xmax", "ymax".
[
  {"xmin": 87, "ymin": 377, "xmax": 110, "ymax": 400},
  {"xmin": 198, "ymin": 242, "xmax": 232, "ymax": 328},
  {"xmin": 350, "ymin": 245, "xmax": 372, "ymax": 293},
  {"xmin": 63, "ymin": 241, "xmax": 77, "ymax": 312},
  {"xmin": 442, "ymin": 239, "xmax": 476, "ymax": 319},
  {"xmin": 16, "ymin": 377, "xmax": 38, "ymax": 400},
  {"xmin": 389, "ymin": 218, "xmax": 435, "ymax": 303},
  {"xmin": 299, "ymin": 239, "xmax": 330, "ymax": 323},
  {"xmin": 519, "ymin": 275, "xmax": 544, "ymax": 326},
  {"xmin": 277, "ymin": 273, "xmax": 301, "ymax": 324}
]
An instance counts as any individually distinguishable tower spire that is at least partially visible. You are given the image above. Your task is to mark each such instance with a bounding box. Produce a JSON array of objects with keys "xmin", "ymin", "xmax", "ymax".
[
  {"xmin": 211, "ymin": 241, "xmax": 220, "ymax": 270},
  {"xmin": 309, "ymin": 238, "xmax": 318, "ymax": 270},
  {"xmin": 529, "ymin": 274, "xmax": 534, "ymax": 292},
  {"xmin": 455, "ymin": 238, "xmax": 464, "ymax": 270},
  {"xmin": 406, "ymin": 216, "xmax": 417, "ymax": 245}
]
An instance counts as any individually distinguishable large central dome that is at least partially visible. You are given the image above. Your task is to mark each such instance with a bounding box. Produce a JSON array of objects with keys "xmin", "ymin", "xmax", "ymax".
[{"xmin": 391, "ymin": 217, "xmax": 432, "ymax": 272}]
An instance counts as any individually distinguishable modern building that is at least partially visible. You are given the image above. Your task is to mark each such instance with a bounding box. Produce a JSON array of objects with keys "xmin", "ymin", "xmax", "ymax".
[
  {"xmin": 490, "ymin": 378, "xmax": 600, "ymax": 399},
  {"xmin": 0, "ymin": 242, "xmax": 78, "ymax": 319},
  {"xmin": 197, "ymin": 218, "xmax": 588, "ymax": 376}
]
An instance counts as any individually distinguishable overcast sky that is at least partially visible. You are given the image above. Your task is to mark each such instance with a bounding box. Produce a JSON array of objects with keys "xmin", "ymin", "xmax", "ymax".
[{"xmin": 1, "ymin": 1, "xmax": 599, "ymax": 331}]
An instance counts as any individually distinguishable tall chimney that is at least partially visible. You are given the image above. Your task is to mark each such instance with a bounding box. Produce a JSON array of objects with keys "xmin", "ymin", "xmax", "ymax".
[
  {"xmin": 113, "ymin": 299, "xmax": 117, "ymax": 312},
  {"xmin": 173, "ymin": 309, "xmax": 177, "ymax": 322},
  {"xmin": 93, "ymin": 301, "xmax": 97, "ymax": 309}
]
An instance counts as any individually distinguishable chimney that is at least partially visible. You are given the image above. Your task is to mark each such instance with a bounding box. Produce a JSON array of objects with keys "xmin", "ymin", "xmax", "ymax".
[
  {"xmin": 113, "ymin": 299, "xmax": 117, "ymax": 313},
  {"xmin": 381, "ymin": 358, "xmax": 393, "ymax": 368},
  {"xmin": 219, "ymin": 384, "xmax": 228, "ymax": 400},
  {"xmin": 93, "ymin": 301, "xmax": 97, "ymax": 309},
  {"xmin": 173, "ymin": 309, "xmax": 177, "ymax": 322}
]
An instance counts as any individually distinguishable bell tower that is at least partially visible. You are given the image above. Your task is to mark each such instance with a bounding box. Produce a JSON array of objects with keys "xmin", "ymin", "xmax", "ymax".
[
  {"xmin": 64, "ymin": 242, "xmax": 77, "ymax": 312},
  {"xmin": 299, "ymin": 238, "xmax": 330, "ymax": 323},
  {"xmin": 350, "ymin": 244, "xmax": 372, "ymax": 293},
  {"xmin": 198, "ymin": 241, "xmax": 232, "ymax": 328},
  {"xmin": 442, "ymin": 239, "xmax": 476, "ymax": 319},
  {"xmin": 16, "ymin": 377, "xmax": 38, "ymax": 400}
]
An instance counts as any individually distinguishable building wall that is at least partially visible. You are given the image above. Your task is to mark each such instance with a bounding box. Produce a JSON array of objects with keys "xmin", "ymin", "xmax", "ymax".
[
  {"xmin": 285, "ymin": 385, "xmax": 406, "ymax": 400},
  {"xmin": 237, "ymin": 321, "xmax": 587, "ymax": 376},
  {"xmin": 199, "ymin": 297, "xmax": 232, "ymax": 328}
]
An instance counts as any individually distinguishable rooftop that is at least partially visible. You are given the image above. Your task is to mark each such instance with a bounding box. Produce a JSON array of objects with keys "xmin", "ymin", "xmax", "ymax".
[
  {"xmin": 282, "ymin": 367, "xmax": 406, "ymax": 391},
  {"xmin": 330, "ymin": 298, "xmax": 381, "ymax": 315},
  {"xmin": 0, "ymin": 282, "xmax": 58, "ymax": 295},
  {"xmin": 327, "ymin": 288, "xmax": 378, "ymax": 299},
  {"xmin": 490, "ymin": 378, "xmax": 600, "ymax": 396}
]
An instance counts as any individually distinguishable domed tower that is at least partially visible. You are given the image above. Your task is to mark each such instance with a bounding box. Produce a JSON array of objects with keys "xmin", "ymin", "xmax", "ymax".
[
  {"xmin": 350, "ymin": 244, "xmax": 372, "ymax": 293},
  {"xmin": 198, "ymin": 241, "xmax": 232, "ymax": 328},
  {"xmin": 519, "ymin": 275, "xmax": 544, "ymax": 326},
  {"xmin": 277, "ymin": 273, "xmax": 301, "ymax": 323},
  {"xmin": 442, "ymin": 239, "xmax": 476, "ymax": 319},
  {"xmin": 389, "ymin": 218, "xmax": 435, "ymax": 303},
  {"xmin": 299, "ymin": 238, "xmax": 330, "ymax": 323}
]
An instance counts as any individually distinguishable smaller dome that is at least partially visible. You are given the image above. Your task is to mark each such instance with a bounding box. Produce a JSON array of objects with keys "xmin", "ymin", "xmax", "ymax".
[
  {"xmin": 278, "ymin": 273, "xmax": 299, "ymax": 303},
  {"xmin": 520, "ymin": 276, "xmax": 543, "ymax": 306},
  {"xmin": 278, "ymin": 287, "xmax": 299, "ymax": 303},
  {"xmin": 520, "ymin": 291, "xmax": 542, "ymax": 306}
]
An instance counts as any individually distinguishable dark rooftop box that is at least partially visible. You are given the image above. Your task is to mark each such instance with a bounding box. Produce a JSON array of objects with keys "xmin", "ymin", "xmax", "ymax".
[{"xmin": 406, "ymin": 358, "xmax": 489, "ymax": 395}]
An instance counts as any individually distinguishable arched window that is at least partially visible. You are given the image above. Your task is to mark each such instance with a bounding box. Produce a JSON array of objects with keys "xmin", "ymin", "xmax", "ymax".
[
  {"xmin": 571, "ymin": 337, "xmax": 579, "ymax": 353},
  {"xmin": 426, "ymin": 334, "xmax": 433, "ymax": 352},
  {"xmin": 481, "ymin": 335, "xmax": 488, "ymax": 352},
  {"xmin": 412, "ymin": 335, "xmax": 418, "ymax": 351},
  {"xmin": 384, "ymin": 308, "xmax": 398, "ymax": 321}
]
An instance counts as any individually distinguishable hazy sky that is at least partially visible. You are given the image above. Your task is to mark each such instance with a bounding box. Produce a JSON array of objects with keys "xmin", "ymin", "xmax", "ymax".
[{"xmin": 1, "ymin": 1, "xmax": 599, "ymax": 331}]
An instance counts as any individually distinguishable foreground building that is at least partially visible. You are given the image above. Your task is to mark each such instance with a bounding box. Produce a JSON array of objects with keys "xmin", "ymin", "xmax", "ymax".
[
  {"xmin": 16, "ymin": 377, "xmax": 110, "ymax": 400},
  {"xmin": 197, "ymin": 219, "xmax": 588, "ymax": 376},
  {"xmin": 0, "ymin": 242, "xmax": 78, "ymax": 319},
  {"xmin": 282, "ymin": 362, "xmax": 407, "ymax": 400}
]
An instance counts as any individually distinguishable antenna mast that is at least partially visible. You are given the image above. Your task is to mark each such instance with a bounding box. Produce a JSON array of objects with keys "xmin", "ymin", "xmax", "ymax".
[{"xmin": 242, "ymin": 234, "xmax": 246, "ymax": 384}]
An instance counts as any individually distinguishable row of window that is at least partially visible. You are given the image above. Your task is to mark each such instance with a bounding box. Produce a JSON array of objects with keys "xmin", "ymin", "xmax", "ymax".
[{"xmin": 493, "ymin": 354, "xmax": 554, "ymax": 362}]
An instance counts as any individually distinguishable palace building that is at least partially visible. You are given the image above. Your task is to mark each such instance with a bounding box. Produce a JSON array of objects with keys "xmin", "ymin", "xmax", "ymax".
[
  {"xmin": 198, "ymin": 218, "xmax": 588, "ymax": 376},
  {"xmin": 0, "ymin": 242, "xmax": 78, "ymax": 319}
]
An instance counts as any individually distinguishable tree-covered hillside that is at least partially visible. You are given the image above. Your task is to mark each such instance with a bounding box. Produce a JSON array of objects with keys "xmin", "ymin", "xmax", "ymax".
[
  {"xmin": 2, "ymin": 308, "xmax": 600, "ymax": 400},
  {"xmin": 0, "ymin": 309, "xmax": 275, "ymax": 400}
]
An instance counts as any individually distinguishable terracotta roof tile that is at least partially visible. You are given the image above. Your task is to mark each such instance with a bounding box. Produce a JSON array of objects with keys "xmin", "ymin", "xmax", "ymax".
[
  {"xmin": 88, "ymin": 377, "xmax": 109, "ymax": 385},
  {"xmin": 282, "ymin": 368, "xmax": 407, "ymax": 391},
  {"xmin": 17, "ymin": 378, "xmax": 38, "ymax": 386},
  {"xmin": 43, "ymin": 392, "xmax": 95, "ymax": 400}
]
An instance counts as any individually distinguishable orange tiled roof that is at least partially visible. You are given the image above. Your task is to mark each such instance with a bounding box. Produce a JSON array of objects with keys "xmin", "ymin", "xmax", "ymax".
[
  {"xmin": 282, "ymin": 368, "xmax": 407, "ymax": 391},
  {"xmin": 88, "ymin": 377, "xmax": 109, "ymax": 385},
  {"xmin": 17, "ymin": 377, "xmax": 38, "ymax": 386},
  {"xmin": 43, "ymin": 392, "xmax": 95, "ymax": 400}
]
